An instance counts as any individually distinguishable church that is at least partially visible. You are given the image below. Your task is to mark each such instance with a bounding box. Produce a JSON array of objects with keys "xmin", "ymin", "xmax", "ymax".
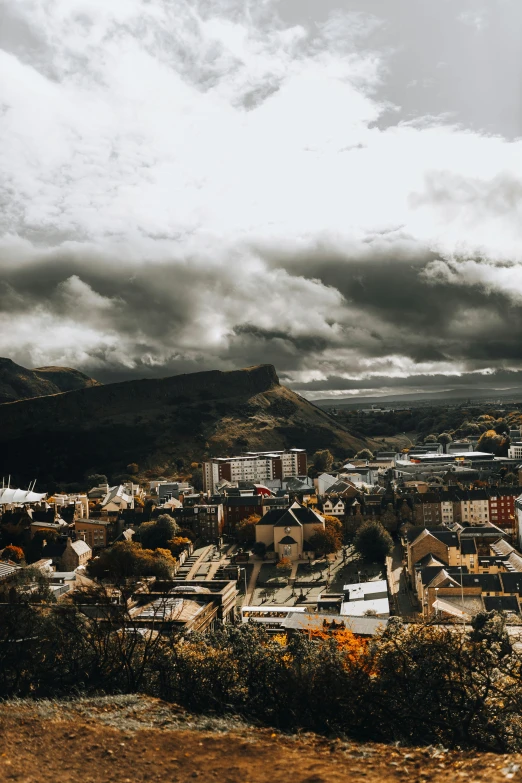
[{"xmin": 255, "ymin": 501, "xmax": 325, "ymax": 560}]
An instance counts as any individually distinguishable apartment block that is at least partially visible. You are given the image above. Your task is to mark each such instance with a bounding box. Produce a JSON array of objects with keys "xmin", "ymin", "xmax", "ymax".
[{"xmin": 203, "ymin": 449, "xmax": 307, "ymax": 493}]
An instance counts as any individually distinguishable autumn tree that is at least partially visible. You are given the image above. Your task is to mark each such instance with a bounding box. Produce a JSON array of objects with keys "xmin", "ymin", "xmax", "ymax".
[
  {"xmin": 236, "ymin": 514, "xmax": 260, "ymax": 546},
  {"xmin": 276, "ymin": 556, "xmax": 292, "ymax": 576},
  {"xmin": 353, "ymin": 520, "xmax": 393, "ymax": 563},
  {"xmin": 1, "ymin": 545, "xmax": 24, "ymax": 563},
  {"xmin": 322, "ymin": 515, "xmax": 343, "ymax": 550},
  {"xmin": 88, "ymin": 541, "xmax": 177, "ymax": 580},
  {"xmin": 309, "ymin": 525, "xmax": 340, "ymax": 556},
  {"xmin": 355, "ymin": 449, "xmax": 374, "ymax": 461},
  {"xmin": 478, "ymin": 429, "xmax": 509, "ymax": 457},
  {"xmin": 166, "ymin": 536, "xmax": 192, "ymax": 557}
]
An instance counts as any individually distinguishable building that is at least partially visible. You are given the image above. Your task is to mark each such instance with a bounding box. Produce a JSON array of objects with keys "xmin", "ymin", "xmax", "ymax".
[
  {"xmin": 203, "ymin": 449, "xmax": 307, "ymax": 493},
  {"xmin": 222, "ymin": 494, "xmax": 263, "ymax": 531},
  {"xmin": 171, "ymin": 504, "xmax": 224, "ymax": 542},
  {"xmin": 509, "ymin": 443, "xmax": 522, "ymax": 460},
  {"xmin": 341, "ymin": 579, "xmax": 390, "ymax": 617},
  {"xmin": 99, "ymin": 485, "xmax": 135, "ymax": 514},
  {"xmin": 73, "ymin": 519, "xmax": 110, "ymax": 549},
  {"xmin": 255, "ymin": 501, "xmax": 325, "ymax": 560},
  {"xmin": 322, "ymin": 498, "xmax": 346, "ymax": 517},
  {"xmin": 61, "ymin": 537, "xmax": 92, "ymax": 571}
]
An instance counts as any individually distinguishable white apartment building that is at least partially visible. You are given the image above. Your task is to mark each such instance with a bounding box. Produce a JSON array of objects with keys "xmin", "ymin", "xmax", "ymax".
[
  {"xmin": 440, "ymin": 499, "xmax": 454, "ymax": 525},
  {"xmin": 460, "ymin": 497, "xmax": 489, "ymax": 525},
  {"xmin": 203, "ymin": 449, "xmax": 307, "ymax": 493},
  {"xmin": 508, "ymin": 442, "xmax": 522, "ymax": 460}
]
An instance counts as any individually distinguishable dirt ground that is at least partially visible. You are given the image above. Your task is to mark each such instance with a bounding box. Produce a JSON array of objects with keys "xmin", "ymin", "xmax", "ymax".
[{"xmin": 1, "ymin": 695, "xmax": 521, "ymax": 783}]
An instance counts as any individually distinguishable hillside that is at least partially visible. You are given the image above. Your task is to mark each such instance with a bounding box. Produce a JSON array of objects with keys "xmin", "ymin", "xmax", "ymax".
[
  {"xmin": 0, "ymin": 357, "xmax": 100, "ymax": 403},
  {"xmin": 0, "ymin": 695, "xmax": 514, "ymax": 783},
  {"xmin": 0, "ymin": 364, "xmax": 374, "ymax": 483}
]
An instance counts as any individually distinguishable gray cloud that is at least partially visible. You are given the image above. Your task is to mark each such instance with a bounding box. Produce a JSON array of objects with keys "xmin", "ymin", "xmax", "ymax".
[{"xmin": 1, "ymin": 0, "xmax": 522, "ymax": 396}]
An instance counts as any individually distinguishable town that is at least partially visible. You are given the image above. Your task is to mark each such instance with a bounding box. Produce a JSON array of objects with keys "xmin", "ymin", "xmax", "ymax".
[{"xmin": 4, "ymin": 434, "xmax": 522, "ymax": 637}]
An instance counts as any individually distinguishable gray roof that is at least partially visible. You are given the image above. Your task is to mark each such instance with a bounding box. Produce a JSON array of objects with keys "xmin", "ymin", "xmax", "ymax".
[
  {"xmin": 279, "ymin": 535, "xmax": 297, "ymax": 544},
  {"xmin": 282, "ymin": 612, "xmax": 388, "ymax": 636},
  {"xmin": 0, "ymin": 562, "xmax": 21, "ymax": 581}
]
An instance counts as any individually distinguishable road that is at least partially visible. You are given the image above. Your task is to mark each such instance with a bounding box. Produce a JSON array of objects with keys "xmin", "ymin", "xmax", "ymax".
[{"xmin": 388, "ymin": 542, "xmax": 418, "ymax": 618}]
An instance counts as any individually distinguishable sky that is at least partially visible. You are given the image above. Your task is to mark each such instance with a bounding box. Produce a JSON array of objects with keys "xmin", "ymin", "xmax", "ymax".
[{"xmin": 1, "ymin": 0, "xmax": 522, "ymax": 400}]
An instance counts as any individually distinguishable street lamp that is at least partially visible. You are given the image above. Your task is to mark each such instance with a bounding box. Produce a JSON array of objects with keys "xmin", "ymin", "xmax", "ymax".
[{"xmin": 435, "ymin": 587, "xmax": 439, "ymax": 620}]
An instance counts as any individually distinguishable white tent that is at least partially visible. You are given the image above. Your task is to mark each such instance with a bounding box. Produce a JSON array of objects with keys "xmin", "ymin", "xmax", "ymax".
[{"xmin": 0, "ymin": 487, "xmax": 47, "ymax": 505}]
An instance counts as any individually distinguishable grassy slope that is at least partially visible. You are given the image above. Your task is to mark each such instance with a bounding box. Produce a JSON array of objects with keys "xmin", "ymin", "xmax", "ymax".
[{"xmin": 0, "ymin": 364, "xmax": 375, "ymax": 482}]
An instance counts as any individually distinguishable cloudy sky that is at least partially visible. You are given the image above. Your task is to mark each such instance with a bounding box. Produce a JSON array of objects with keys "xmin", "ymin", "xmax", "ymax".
[{"xmin": 1, "ymin": 0, "xmax": 522, "ymax": 400}]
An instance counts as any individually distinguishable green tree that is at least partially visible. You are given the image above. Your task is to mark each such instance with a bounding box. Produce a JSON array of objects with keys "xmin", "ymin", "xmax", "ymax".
[
  {"xmin": 25, "ymin": 529, "xmax": 59, "ymax": 565},
  {"xmin": 313, "ymin": 449, "xmax": 334, "ymax": 473},
  {"xmin": 344, "ymin": 512, "xmax": 364, "ymax": 543},
  {"xmin": 381, "ymin": 503, "xmax": 398, "ymax": 534},
  {"xmin": 253, "ymin": 541, "xmax": 267, "ymax": 558},
  {"xmin": 87, "ymin": 474, "xmax": 108, "ymax": 489},
  {"xmin": 438, "ymin": 432, "xmax": 453, "ymax": 446},
  {"xmin": 355, "ymin": 449, "xmax": 374, "ymax": 461},
  {"xmin": 353, "ymin": 520, "xmax": 393, "ymax": 563},
  {"xmin": 138, "ymin": 514, "xmax": 179, "ymax": 550}
]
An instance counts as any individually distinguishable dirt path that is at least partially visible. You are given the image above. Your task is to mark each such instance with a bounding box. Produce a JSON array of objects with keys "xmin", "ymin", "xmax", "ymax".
[{"xmin": 1, "ymin": 696, "xmax": 521, "ymax": 783}]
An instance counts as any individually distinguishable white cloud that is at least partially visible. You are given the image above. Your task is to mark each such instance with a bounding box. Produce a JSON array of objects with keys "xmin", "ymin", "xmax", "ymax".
[{"xmin": 1, "ymin": 0, "xmax": 521, "ymax": 385}]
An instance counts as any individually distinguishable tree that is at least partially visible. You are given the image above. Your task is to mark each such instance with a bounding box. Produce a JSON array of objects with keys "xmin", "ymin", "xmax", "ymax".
[
  {"xmin": 138, "ymin": 514, "xmax": 179, "ymax": 550},
  {"xmin": 166, "ymin": 536, "xmax": 192, "ymax": 557},
  {"xmin": 1, "ymin": 545, "xmax": 24, "ymax": 563},
  {"xmin": 381, "ymin": 503, "xmax": 398, "ymax": 534},
  {"xmin": 309, "ymin": 526, "xmax": 340, "ymax": 557},
  {"xmin": 25, "ymin": 529, "xmax": 60, "ymax": 565},
  {"xmin": 478, "ymin": 429, "xmax": 509, "ymax": 457},
  {"xmin": 87, "ymin": 474, "xmax": 108, "ymax": 489},
  {"xmin": 190, "ymin": 464, "xmax": 203, "ymax": 491},
  {"xmin": 398, "ymin": 500, "xmax": 412, "ymax": 524},
  {"xmin": 504, "ymin": 472, "xmax": 518, "ymax": 486},
  {"xmin": 322, "ymin": 515, "xmax": 343, "ymax": 550},
  {"xmin": 424, "ymin": 434, "xmax": 438, "ymax": 443},
  {"xmin": 355, "ymin": 449, "xmax": 374, "ymax": 461},
  {"xmin": 277, "ymin": 557, "xmax": 292, "ymax": 576},
  {"xmin": 438, "ymin": 433, "xmax": 452, "ymax": 452},
  {"xmin": 344, "ymin": 513, "xmax": 364, "ymax": 543},
  {"xmin": 312, "ymin": 449, "xmax": 334, "ymax": 473},
  {"xmin": 88, "ymin": 541, "xmax": 177, "ymax": 580},
  {"xmin": 126, "ymin": 463, "xmax": 139, "ymax": 475},
  {"xmin": 252, "ymin": 541, "xmax": 267, "ymax": 558},
  {"xmin": 353, "ymin": 520, "xmax": 393, "ymax": 563},
  {"xmin": 236, "ymin": 515, "xmax": 260, "ymax": 546}
]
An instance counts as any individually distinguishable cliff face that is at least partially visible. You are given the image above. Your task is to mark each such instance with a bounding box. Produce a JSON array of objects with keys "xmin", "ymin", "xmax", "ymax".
[
  {"xmin": 0, "ymin": 358, "xmax": 100, "ymax": 403},
  {"xmin": 0, "ymin": 364, "xmax": 372, "ymax": 482}
]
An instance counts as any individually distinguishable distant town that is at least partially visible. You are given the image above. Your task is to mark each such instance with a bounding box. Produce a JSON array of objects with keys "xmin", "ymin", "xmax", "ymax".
[{"xmin": 4, "ymin": 424, "xmax": 522, "ymax": 635}]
